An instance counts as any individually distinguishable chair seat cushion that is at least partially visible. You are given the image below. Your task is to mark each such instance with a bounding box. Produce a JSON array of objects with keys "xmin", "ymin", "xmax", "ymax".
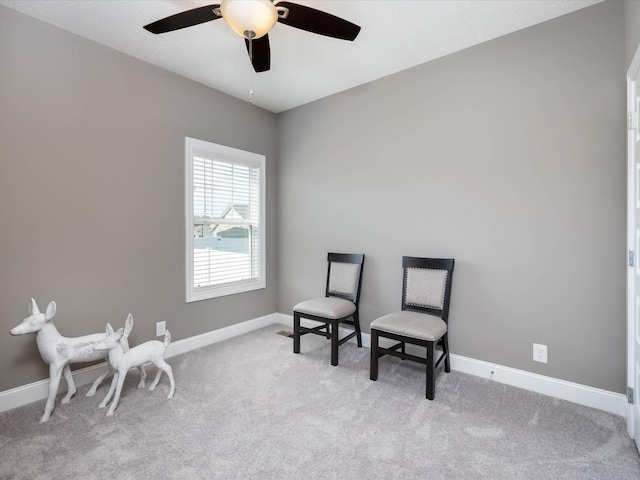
[
  {"xmin": 293, "ymin": 297, "xmax": 356, "ymax": 320},
  {"xmin": 370, "ymin": 311, "xmax": 447, "ymax": 341}
]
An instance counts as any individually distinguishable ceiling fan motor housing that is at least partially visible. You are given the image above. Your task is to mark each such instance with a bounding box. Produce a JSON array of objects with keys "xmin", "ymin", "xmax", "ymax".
[{"xmin": 220, "ymin": 0, "xmax": 278, "ymax": 39}]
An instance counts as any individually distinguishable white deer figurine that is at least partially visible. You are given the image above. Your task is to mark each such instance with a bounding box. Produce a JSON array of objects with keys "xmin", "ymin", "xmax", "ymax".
[
  {"xmin": 10, "ymin": 298, "xmax": 146, "ymax": 422},
  {"xmin": 96, "ymin": 317, "xmax": 175, "ymax": 416},
  {"xmin": 86, "ymin": 314, "xmax": 146, "ymax": 396}
]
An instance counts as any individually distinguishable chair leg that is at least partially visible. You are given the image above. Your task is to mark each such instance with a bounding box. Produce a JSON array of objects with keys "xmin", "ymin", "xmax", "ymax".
[
  {"xmin": 370, "ymin": 329, "xmax": 379, "ymax": 381},
  {"xmin": 330, "ymin": 320, "xmax": 339, "ymax": 366},
  {"xmin": 426, "ymin": 341, "xmax": 435, "ymax": 400},
  {"xmin": 293, "ymin": 312, "xmax": 301, "ymax": 354},
  {"xmin": 442, "ymin": 333, "xmax": 450, "ymax": 373},
  {"xmin": 353, "ymin": 311, "xmax": 362, "ymax": 347}
]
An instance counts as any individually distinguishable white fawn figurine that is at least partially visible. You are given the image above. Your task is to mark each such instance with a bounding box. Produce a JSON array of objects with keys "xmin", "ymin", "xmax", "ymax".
[
  {"xmin": 10, "ymin": 298, "xmax": 147, "ymax": 422},
  {"xmin": 86, "ymin": 314, "xmax": 146, "ymax": 396},
  {"xmin": 96, "ymin": 316, "xmax": 175, "ymax": 416}
]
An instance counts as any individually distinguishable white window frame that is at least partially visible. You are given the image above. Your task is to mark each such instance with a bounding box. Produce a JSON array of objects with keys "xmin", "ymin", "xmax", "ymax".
[{"xmin": 185, "ymin": 137, "xmax": 266, "ymax": 302}]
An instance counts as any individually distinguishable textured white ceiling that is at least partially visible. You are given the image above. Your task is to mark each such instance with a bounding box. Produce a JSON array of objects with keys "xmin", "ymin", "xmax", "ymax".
[{"xmin": 0, "ymin": 0, "xmax": 604, "ymax": 113}]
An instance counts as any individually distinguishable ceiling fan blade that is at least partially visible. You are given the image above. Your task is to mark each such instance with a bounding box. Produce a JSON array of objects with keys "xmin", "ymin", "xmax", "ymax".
[
  {"xmin": 276, "ymin": 2, "xmax": 361, "ymax": 41},
  {"xmin": 245, "ymin": 35, "xmax": 271, "ymax": 73},
  {"xmin": 143, "ymin": 4, "xmax": 221, "ymax": 34}
]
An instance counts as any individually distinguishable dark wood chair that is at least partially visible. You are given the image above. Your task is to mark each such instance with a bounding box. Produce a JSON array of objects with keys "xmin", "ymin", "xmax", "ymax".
[
  {"xmin": 293, "ymin": 253, "xmax": 365, "ymax": 366},
  {"xmin": 370, "ymin": 256, "xmax": 455, "ymax": 400}
]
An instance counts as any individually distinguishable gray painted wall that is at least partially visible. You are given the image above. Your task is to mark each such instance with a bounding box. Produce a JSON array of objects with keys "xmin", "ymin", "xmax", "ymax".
[
  {"xmin": 0, "ymin": 1, "xmax": 630, "ymax": 398},
  {"xmin": 625, "ymin": 0, "xmax": 640, "ymax": 68},
  {"xmin": 0, "ymin": 6, "xmax": 279, "ymax": 392},
  {"xmin": 277, "ymin": 1, "xmax": 627, "ymax": 393}
]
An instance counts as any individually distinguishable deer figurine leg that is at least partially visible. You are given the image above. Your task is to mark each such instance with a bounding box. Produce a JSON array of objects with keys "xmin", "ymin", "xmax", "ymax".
[
  {"xmin": 42, "ymin": 364, "xmax": 64, "ymax": 422},
  {"xmin": 86, "ymin": 365, "xmax": 111, "ymax": 397},
  {"xmin": 106, "ymin": 370, "xmax": 129, "ymax": 416},
  {"xmin": 98, "ymin": 372, "xmax": 119, "ymax": 409},
  {"xmin": 148, "ymin": 368, "xmax": 162, "ymax": 391},
  {"xmin": 163, "ymin": 362, "xmax": 175, "ymax": 399},
  {"xmin": 137, "ymin": 366, "xmax": 147, "ymax": 388},
  {"xmin": 60, "ymin": 365, "xmax": 76, "ymax": 404},
  {"xmin": 148, "ymin": 360, "xmax": 175, "ymax": 399}
]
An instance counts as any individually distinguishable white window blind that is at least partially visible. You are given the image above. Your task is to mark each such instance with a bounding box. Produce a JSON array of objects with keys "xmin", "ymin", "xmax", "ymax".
[{"xmin": 185, "ymin": 138, "xmax": 265, "ymax": 302}]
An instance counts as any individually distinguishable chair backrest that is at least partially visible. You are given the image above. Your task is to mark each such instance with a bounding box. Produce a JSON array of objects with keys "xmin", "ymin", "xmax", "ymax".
[
  {"xmin": 401, "ymin": 256, "xmax": 455, "ymax": 322},
  {"xmin": 325, "ymin": 253, "xmax": 365, "ymax": 305}
]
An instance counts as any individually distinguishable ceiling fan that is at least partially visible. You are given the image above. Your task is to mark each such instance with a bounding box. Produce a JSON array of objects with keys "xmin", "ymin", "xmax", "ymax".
[{"xmin": 143, "ymin": 0, "xmax": 361, "ymax": 73}]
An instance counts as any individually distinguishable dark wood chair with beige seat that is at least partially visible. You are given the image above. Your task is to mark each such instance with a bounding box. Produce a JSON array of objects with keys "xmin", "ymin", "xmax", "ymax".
[
  {"xmin": 370, "ymin": 256, "xmax": 455, "ymax": 400},
  {"xmin": 293, "ymin": 253, "xmax": 365, "ymax": 366}
]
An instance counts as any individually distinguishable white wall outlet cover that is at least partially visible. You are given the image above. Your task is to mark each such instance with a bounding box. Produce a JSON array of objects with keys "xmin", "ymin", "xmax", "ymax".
[
  {"xmin": 533, "ymin": 343, "xmax": 548, "ymax": 363},
  {"xmin": 156, "ymin": 321, "xmax": 166, "ymax": 337}
]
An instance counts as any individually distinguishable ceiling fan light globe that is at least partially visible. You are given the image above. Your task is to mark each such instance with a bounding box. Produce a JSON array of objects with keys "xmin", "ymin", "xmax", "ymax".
[{"xmin": 220, "ymin": 0, "xmax": 278, "ymax": 39}]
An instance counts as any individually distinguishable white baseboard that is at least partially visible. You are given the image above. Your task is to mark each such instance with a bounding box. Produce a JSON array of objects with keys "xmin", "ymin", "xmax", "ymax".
[
  {"xmin": 164, "ymin": 312, "xmax": 283, "ymax": 358},
  {"xmin": 448, "ymin": 355, "xmax": 627, "ymax": 416},
  {"xmin": 276, "ymin": 313, "xmax": 628, "ymax": 417},
  {"xmin": 1, "ymin": 312, "xmax": 627, "ymax": 419}
]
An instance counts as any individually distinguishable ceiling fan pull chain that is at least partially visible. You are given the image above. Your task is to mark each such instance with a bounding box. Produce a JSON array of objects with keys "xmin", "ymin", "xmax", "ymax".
[{"xmin": 248, "ymin": 36, "xmax": 255, "ymax": 105}]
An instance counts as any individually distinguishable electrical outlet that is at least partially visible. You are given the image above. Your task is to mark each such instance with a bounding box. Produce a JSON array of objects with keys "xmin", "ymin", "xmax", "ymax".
[
  {"xmin": 533, "ymin": 343, "xmax": 547, "ymax": 363},
  {"xmin": 156, "ymin": 321, "xmax": 166, "ymax": 337}
]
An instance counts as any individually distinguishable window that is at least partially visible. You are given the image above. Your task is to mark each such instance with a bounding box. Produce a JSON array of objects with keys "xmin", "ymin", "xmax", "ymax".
[{"xmin": 185, "ymin": 137, "xmax": 265, "ymax": 302}]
